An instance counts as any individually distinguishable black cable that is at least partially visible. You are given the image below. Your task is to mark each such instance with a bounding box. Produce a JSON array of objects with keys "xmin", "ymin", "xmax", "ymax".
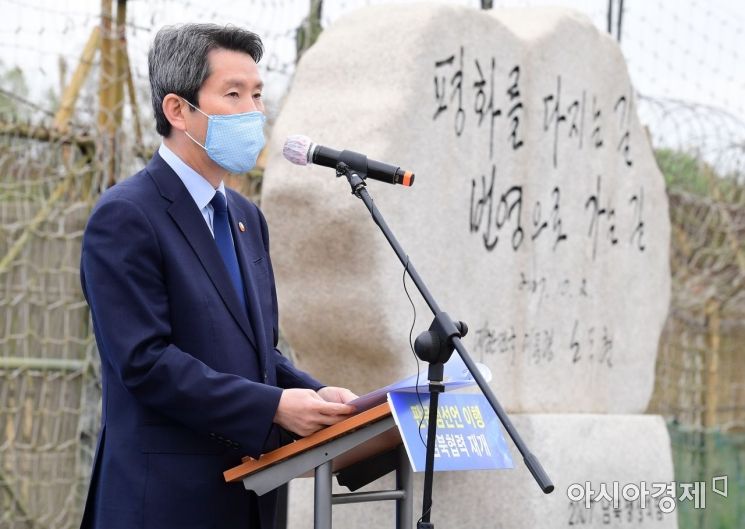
[
  {"xmin": 401, "ymin": 258, "xmax": 428, "ymax": 449},
  {"xmin": 376, "ymin": 188, "xmax": 433, "ymax": 523}
]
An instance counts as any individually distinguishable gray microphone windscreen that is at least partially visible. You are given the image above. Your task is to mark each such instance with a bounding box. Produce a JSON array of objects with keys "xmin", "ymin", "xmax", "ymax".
[{"xmin": 283, "ymin": 135, "xmax": 313, "ymax": 166}]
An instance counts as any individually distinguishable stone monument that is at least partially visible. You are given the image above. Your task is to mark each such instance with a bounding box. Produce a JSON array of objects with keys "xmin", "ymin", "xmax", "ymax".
[{"xmin": 261, "ymin": 4, "xmax": 676, "ymax": 528}]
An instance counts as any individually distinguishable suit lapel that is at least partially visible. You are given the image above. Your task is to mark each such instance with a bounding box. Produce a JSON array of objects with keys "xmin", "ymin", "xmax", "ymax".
[
  {"xmin": 146, "ymin": 154, "xmax": 259, "ymax": 351},
  {"xmin": 227, "ymin": 193, "xmax": 270, "ymax": 373}
]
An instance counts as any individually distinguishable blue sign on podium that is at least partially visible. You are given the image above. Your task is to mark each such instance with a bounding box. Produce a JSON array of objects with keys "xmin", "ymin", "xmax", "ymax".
[{"xmin": 387, "ymin": 391, "xmax": 514, "ymax": 472}]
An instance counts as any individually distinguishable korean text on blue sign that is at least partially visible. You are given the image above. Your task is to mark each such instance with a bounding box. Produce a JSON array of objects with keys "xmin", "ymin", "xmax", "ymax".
[{"xmin": 387, "ymin": 391, "xmax": 513, "ymax": 472}]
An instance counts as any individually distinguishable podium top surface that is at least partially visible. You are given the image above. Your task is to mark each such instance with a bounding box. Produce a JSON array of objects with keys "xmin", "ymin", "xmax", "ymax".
[{"xmin": 224, "ymin": 402, "xmax": 394, "ymax": 483}]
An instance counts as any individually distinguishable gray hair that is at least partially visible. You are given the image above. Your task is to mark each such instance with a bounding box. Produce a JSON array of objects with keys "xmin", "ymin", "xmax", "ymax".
[{"xmin": 148, "ymin": 24, "xmax": 264, "ymax": 137}]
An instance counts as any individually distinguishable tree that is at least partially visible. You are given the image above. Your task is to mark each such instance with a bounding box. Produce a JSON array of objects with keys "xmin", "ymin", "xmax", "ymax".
[{"xmin": 655, "ymin": 147, "xmax": 717, "ymax": 196}]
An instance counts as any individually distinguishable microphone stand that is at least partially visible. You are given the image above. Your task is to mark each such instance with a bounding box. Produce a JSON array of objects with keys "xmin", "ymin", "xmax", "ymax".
[{"xmin": 333, "ymin": 159, "xmax": 554, "ymax": 529}]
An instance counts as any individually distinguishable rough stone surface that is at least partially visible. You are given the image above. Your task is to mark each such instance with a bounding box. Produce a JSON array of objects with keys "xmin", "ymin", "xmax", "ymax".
[
  {"xmin": 262, "ymin": 5, "xmax": 671, "ymax": 413},
  {"xmin": 286, "ymin": 414, "xmax": 677, "ymax": 529}
]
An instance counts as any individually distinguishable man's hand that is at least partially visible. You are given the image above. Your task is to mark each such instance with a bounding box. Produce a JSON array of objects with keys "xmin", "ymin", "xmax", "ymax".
[
  {"xmin": 274, "ymin": 388, "xmax": 355, "ymax": 437},
  {"xmin": 317, "ymin": 386, "xmax": 358, "ymax": 404}
]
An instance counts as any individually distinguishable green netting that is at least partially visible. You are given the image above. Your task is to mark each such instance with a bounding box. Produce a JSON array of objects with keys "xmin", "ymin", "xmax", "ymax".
[{"xmin": 669, "ymin": 424, "xmax": 745, "ymax": 529}]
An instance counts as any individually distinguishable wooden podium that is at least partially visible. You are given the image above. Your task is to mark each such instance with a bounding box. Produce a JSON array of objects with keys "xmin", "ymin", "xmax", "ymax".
[{"xmin": 224, "ymin": 403, "xmax": 413, "ymax": 529}]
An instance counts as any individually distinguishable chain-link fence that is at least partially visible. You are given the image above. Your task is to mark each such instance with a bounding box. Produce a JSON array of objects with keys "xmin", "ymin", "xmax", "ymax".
[
  {"xmin": 645, "ymin": 96, "xmax": 745, "ymax": 529},
  {"xmin": 634, "ymin": 11, "xmax": 745, "ymax": 528},
  {"xmin": 0, "ymin": 115, "xmax": 102, "ymax": 526},
  {"xmin": 0, "ymin": 1, "xmax": 743, "ymax": 528}
]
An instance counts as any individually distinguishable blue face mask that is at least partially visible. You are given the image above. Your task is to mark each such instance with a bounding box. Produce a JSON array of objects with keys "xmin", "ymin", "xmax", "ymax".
[{"xmin": 182, "ymin": 98, "xmax": 266, "ymax": 174}]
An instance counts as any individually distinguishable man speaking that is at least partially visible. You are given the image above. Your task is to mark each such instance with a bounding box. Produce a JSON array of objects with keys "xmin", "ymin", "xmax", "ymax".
[{"xmin": 79, "ymin": 24, "xmax": 356, "ymax": 529}]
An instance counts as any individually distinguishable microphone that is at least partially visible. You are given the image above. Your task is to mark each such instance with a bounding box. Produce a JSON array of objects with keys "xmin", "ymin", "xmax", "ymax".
[{"xmin": 283, "ymin": 135, "xmax": 415, "ymax": 187}]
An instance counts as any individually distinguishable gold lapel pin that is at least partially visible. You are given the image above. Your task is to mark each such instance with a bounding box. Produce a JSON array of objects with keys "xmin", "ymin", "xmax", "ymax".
[{"xmin": 238, "ymin": 222, "xmax": 246, "ymax": 232}]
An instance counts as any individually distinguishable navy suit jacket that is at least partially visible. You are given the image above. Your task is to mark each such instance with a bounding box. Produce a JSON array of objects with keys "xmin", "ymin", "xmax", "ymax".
[{"xmin": 79, "ymin": 153, "xmax": 322, "ymax": 529}]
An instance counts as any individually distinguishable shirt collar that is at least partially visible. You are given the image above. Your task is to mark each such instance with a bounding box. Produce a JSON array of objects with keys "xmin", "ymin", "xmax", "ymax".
[{"xmin": 158, "ymin": 143, "xmax": 226, "ymax": 210}]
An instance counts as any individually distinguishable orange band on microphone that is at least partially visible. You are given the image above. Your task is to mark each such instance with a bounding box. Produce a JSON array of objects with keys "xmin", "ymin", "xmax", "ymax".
[{"xmin": 402, "ymin": 171, "xmax": 414, "ymax": 187}]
